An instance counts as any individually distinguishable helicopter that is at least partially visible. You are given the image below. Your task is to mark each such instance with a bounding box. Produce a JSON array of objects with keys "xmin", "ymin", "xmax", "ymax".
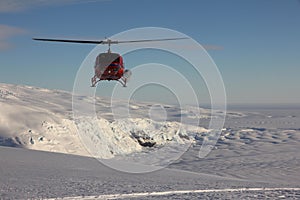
[{"xmin": 33, "ymin": 37, "xmax": 188, "ymax": 87}]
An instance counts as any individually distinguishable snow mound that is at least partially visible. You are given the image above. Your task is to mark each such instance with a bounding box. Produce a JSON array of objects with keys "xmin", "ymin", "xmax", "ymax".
[
  {"xmin": 0, "ymin": 83, "xmax": 210, "ymax": 159},
  {"xmin": 75, "ymin": 117, "xmax": 206, "ymax": 159}
]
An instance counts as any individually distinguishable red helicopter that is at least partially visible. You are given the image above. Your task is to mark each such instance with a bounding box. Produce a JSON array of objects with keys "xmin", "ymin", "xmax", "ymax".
[{"xmin": 33, "ymin": 37, "xmax": 187, "ymax": 87}]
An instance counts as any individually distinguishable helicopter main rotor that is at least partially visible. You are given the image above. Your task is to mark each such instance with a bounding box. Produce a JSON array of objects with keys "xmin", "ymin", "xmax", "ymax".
[{"xmin": 33, "ymin": 37, "xmax": 189, "ymax": 53}]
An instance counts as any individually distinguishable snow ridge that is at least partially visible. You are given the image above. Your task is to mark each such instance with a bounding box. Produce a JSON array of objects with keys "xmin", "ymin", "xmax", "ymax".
[{"xmin": 0, "ymin": 83, "xmax": 208, "ymax": 159}]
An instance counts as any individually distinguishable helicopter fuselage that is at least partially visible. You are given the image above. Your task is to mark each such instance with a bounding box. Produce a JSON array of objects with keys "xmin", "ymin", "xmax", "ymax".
[{"xmin": 92, "ymin": 52, "xmax": 128, "ymax": 87}]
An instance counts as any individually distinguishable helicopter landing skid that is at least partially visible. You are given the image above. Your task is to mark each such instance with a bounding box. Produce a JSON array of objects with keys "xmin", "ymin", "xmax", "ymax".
[
  {"xmin": 91, "ymin": 76, "xmax": 127, "ymax": 87},
  {"xmin": 117, "ymin": 79, "xmax": 127, "ymax": 87},
  {"xmin": 91, "ymin": 76, "xmax": 100, "ymax": 87}
]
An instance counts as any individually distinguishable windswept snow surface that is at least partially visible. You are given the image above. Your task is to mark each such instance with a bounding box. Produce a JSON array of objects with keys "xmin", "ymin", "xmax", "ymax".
[{"xmin": 0, "ymin": 84, "xmax": 89, "ymax": 156}]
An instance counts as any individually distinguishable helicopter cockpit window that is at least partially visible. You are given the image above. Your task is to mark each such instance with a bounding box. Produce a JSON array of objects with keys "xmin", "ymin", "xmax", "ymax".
[{"xmin": 95, "ymin": 53, "xmax": 120, "ymax": 68}]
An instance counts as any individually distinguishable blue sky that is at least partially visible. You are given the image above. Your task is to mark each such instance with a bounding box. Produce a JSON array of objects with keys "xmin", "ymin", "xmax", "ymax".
[{"xmin": 0, "ymin": 0, "xmax": 300, "ymax": 105}]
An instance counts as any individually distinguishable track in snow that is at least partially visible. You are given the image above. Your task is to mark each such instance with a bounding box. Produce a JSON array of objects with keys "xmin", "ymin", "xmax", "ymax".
[{"xmin": 47, "ymin": 187, "xmax": 300, "ymax": 199}]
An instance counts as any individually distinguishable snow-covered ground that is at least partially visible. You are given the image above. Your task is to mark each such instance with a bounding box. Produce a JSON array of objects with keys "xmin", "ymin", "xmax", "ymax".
[
  {"xmin": 3, "ymin": 145, "xmax": 299, "ymax": 199},
  {"xmin": 0, "ymin": 83, "xmax": 210, "ymax": 160},
  {"xmin": 1, "ymin": 83, "xmax": 300, "ymax": 199},
  {"xmin": 0, "ymin": 83, "xmax": 89, "ymax": 156},
  {"xmin": 171, "ymin": 106, "xmax": 300, "ymax": 186}
]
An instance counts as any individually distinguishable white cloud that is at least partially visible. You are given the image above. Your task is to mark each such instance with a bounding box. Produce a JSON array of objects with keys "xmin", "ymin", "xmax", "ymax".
[
  {"xmin": 0, "ymin": 0, "xmax": 44, "ymax": 13},
  {"xmin": 0, "ymin": 24, "xmax": 27, "ymax": 50},
  {"xmin": 0, "ymin": 0, "xmax": 108, "ymax": 13},
  {"xmin": 0, "ymin": 0, "xmax": 107, "ymax": 50}
]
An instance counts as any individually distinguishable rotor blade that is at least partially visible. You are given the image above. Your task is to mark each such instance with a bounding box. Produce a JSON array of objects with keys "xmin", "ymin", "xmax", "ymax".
[
  {"xmin": 33, "ymin": 37, "xmax": 189, "ymax": 45},
  {"xmin": 116, "ymin": 37, "xmax": 189, "ymax": 44},
  {"xmin": 33, "ymin": 38, "xmax": 104, "ymax": 44}
]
